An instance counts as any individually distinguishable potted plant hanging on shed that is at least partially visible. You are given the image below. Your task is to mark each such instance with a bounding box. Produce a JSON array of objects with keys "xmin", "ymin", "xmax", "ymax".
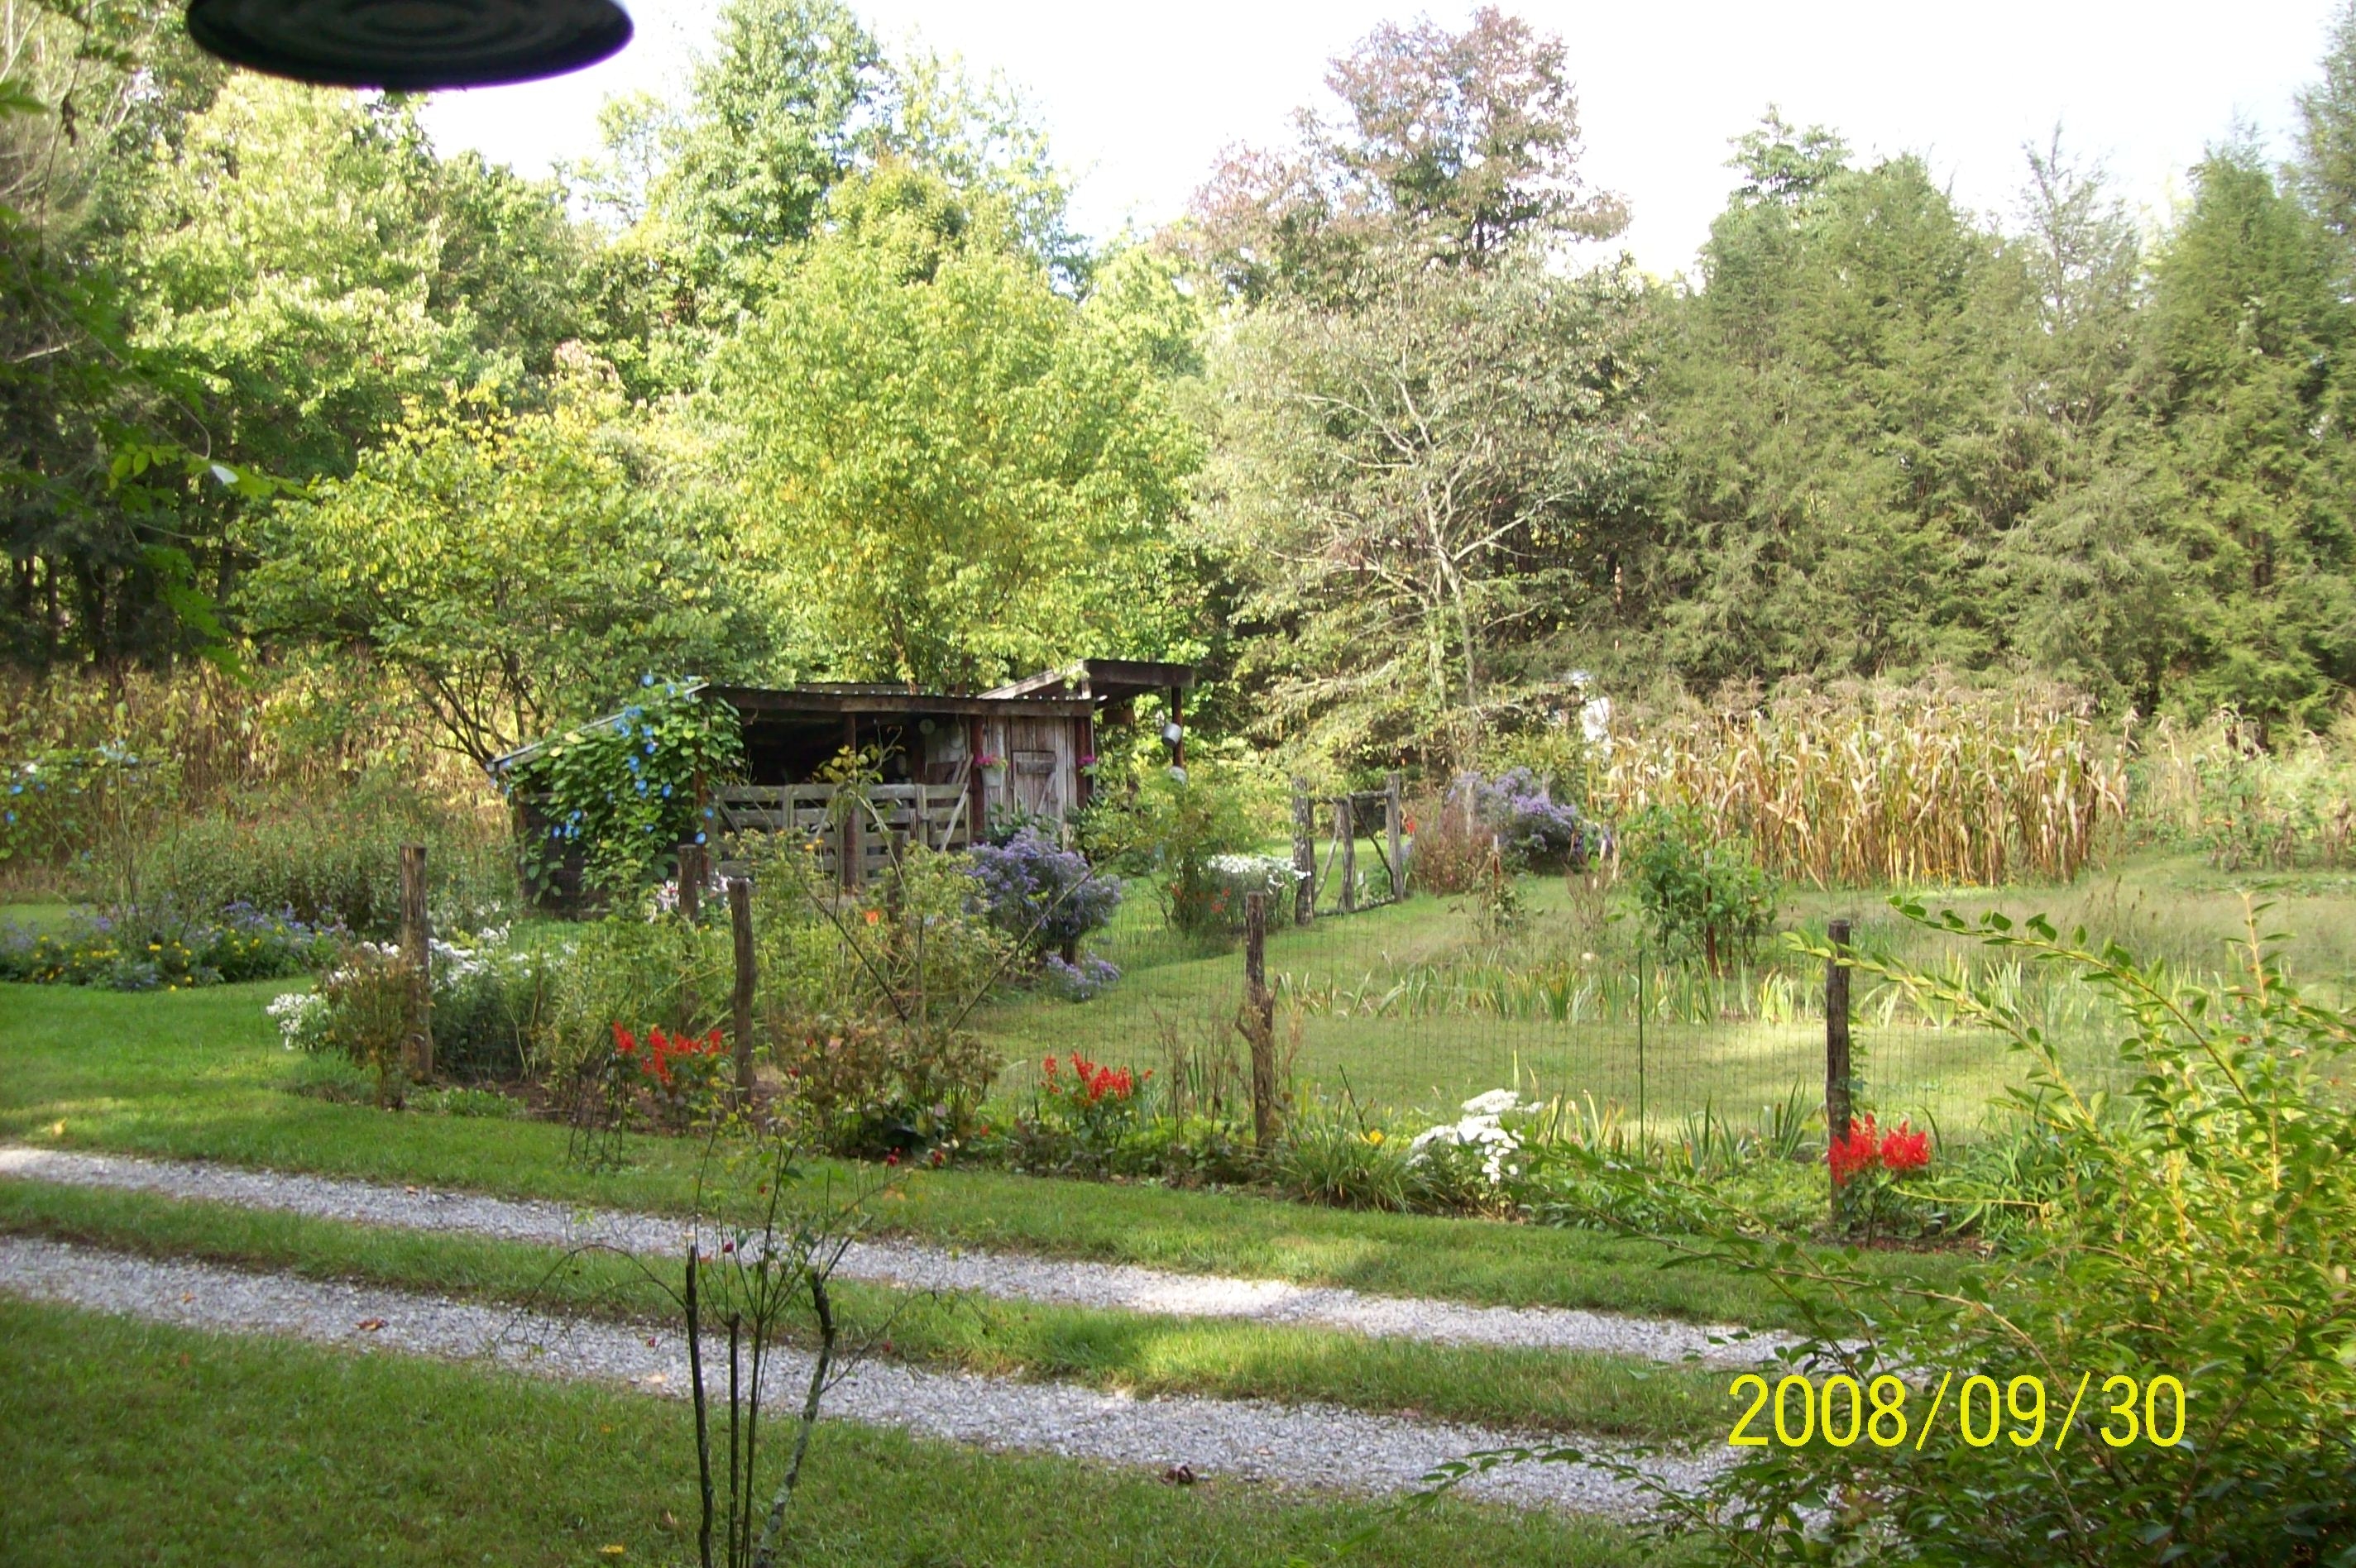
[{"xmin": 976, "ymin": 752, "xmax": 1007, "ymax": 791}]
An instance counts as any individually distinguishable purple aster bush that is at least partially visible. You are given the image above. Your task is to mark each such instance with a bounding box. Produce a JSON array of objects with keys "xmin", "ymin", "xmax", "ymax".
[
  {"xmin": 965, "ymin": 828, "xmax": 1123, "ymax": 954},
  {"xmin": 1449, "ymin": 768, "xmax": 1596, "ymax": 871},
  {"xmin": 1040, "ymin": 954, "xmax": 1121, "ymax": 1001}
]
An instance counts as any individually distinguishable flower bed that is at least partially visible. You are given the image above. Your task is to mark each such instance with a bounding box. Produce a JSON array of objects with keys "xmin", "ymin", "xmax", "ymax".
[{"xmin": 1, "ymin": 902, "xmax": 344, "ymax": 990}]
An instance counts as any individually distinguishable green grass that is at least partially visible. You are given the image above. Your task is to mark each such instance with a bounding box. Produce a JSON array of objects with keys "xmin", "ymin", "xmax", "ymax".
[
  {"xmin": 0, "ymin": 1178, "xmax": 1732, "ymax": 1444},
  {"xmin": 0, "ymin": 1297, "xmax": 1676, "ymax": 1567},
  {"xmin": 1, "ymin": 896, "xmax": 72, "ymax": 932}
]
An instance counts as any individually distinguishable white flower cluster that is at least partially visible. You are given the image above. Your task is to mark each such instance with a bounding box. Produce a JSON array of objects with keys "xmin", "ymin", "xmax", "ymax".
[
  {"xmin": 649, "ymin": 877, "xmax": 724, "ymax": 919},
  {"xmin": 1406, "ymin": 1089, "xmax": 1529, "ymax": 1184},
  {"xmin": 266, "ymin": 990, "xmax": 329, "ymax": 1052},
  {"xmin": 1204, "ymin": 853, "xmax": 1307, "ymax": 892}
]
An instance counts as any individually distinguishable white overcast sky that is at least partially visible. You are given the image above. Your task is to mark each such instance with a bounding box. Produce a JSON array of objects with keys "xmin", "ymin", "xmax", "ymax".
[{"xmin": 419, "ymin": 1, "xmax": 2349, "ymax": 278}]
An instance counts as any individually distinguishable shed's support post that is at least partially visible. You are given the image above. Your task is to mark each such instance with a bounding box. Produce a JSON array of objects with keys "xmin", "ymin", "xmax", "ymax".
[
  {"xmin": 1337, "ymin": 796, "xmax": 1357, "ymax": 914},
  {"xmin": 677, "ymin": 842, "xmax": 706, "ymax": 922},
  {"xmin": 1385, "ymin": 771, "xmax": 1405, "ymax": 902},
  {"xmin": 400, "ymin": 844, "xmax": 433, "ymax": 1081},
  {"xmin": 966, "ymin": 718, "xmax": 985, "ymax": 848},
  {"xmin": 1291, "ymin": 779, "xmax": 1315, "ymax": 926}
]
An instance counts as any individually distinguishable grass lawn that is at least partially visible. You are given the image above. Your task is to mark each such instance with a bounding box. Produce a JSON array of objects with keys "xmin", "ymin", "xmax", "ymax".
[
  {"xmin": 0, "ymin": 978, "xmax": 1966, "ymax": 1329},
  {"xmin": 0, "ymin": 1297, "xmax": 1679, "ymax": 1567},
  {"xmin": 0, "ymin": 1178, "xmax": 1733, "ymax": 1444},
  {"xmin": 0, "ymin": 896, "xmax": 70, "ymax": 933}
]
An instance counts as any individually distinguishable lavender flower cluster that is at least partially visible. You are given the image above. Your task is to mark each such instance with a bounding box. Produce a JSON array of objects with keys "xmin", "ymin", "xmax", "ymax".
[
  {"xmin": 1448, "ymin": 767, "xmax": 1598, "ymax": 869},
  {"xmin": 965, "ymin": 827, "xmax": 1123, "ymax": 950}
]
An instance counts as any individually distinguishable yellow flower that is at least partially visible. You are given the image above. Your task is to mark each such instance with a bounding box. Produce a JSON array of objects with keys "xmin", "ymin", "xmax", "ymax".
[{"xmin": 1364, "ymin": 1130, "xmax": 1385, "ymax": 1145}]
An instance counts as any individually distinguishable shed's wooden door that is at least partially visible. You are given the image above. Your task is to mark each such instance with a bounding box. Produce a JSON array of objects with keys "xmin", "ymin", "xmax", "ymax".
[{"xmin": 1002, "ymin": 717, "xmax": 1073, "ymax": 820}]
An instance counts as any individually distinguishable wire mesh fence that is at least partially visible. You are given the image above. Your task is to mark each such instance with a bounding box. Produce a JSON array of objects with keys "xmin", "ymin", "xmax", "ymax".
[{"xmin": 969, "ymin": 868, "xmax": 2138, "ymax": 1147}]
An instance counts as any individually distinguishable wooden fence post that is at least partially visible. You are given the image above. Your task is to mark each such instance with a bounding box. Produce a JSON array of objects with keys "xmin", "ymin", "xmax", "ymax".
[
  {"xmin": 729, "ymin": 877, "xmax": 757, "ymax": 1099},
  {"xmin": 1291, "ymin": 781, "xmax": 1315, "ymax": 925},
  {"xmin": 1826, "ymin": 917, "xmax": 1852, "ymax": 1226},
  {"xmin": 1244, "ymin": 892, "xmax": 1277, "ymax": 1152},
  {"xmin": 1384, "ymin": 771, "xmax": 1405, "ymax": 902},
  {"xmin": 1337, "ymin": 796, "xmax": 1357, "ymax": 914},
  {"xmin": 399, "ymin": 844, "xmax": 433, "ymax": 1081},
  {"xmin": 677, "ymin": 843, "xmax": 706, "ymax": 922},
  {"xmin": 841, "ymin": 801, "xmax": 864, "ymax": 889}
]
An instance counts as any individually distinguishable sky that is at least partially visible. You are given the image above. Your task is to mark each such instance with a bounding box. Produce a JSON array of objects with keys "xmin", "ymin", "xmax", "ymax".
[{"xmin": 420, "ymin": 0, "xmax": 2350, "ymax": 278}]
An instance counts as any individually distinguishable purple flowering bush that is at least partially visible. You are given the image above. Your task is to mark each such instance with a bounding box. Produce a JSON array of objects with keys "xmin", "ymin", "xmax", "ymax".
[
  {"xmin": 1040, "ymin": 954, "xmax": 1121, "ymax": 1001},
  {"xmin": 965, "ymin": 828, "xmax": 1123, "ymax": 955},
  {"xmin": 1452, "ymin": 767, "xmax": 1595, "ymax": 870}
]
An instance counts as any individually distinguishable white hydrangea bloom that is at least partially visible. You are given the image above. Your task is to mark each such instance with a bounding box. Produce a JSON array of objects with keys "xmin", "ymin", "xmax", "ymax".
[{"xmin": 1460, "ymin": 1088, "xmax": 1522, "ymax": 1117}]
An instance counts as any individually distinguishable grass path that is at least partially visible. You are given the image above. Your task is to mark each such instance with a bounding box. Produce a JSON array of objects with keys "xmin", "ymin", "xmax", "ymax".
[
  {"xmin": 0, "ymin": 1235, "xmax": 1722, "ymax": 1518},
  {"xmin": 0, "ymin": 1159, "xmax": 1740, "ymax": 1444},
  {"xmin": 0, "ymin": 1297, "xmax": 1675, "ymax": 1568},
  {"xmin": 0, "ymin": 1145, "xmax": 1780, "ymax": 1367}
]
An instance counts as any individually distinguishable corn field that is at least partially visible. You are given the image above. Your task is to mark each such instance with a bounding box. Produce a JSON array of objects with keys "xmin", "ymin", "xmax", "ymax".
[{"xmin": 1592, "ymin": 686, "xmax": 2129, "ymax": 887}]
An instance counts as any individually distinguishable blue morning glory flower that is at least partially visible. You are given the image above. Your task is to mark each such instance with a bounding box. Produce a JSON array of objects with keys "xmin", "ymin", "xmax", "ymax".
[
  {"xmin": 643, "ymin": 673, "xmax": 656, "ymax": 687},
  {"xmin": 694, "ymin": 831, "xmax": 706, "ymax": 844}
]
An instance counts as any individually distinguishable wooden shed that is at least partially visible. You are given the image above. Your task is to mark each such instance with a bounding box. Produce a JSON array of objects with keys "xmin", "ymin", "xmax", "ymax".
[{"xmin": 499, "ymin": 659, "xmax": 1195, "ymax": 896}]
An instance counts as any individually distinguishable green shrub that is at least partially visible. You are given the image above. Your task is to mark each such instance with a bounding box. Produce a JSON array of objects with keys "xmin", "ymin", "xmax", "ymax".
[
  {"xmin": 317, "ymin": 944, "xmax": 417, "ymax": 1107},
  {"xmin": 537, "ymin": 913, "xmax": 728, "ymax": 1086},
  {"xmin": 770, "ymin": 1015, "xmax": 1001, "ymax": 1156},
  {"xmin": 430, "ymin": 932, "xmax": 563, "ymax": 1082},
  {"xmin": 497, "ymin": 681, "xmax": 744, "ymax": 901},
  {"xmin": 1084, "ymin": 763, "xmax": 1281, "ymax": 935},
  {"xmin": 1624, "ymin": 802, "xmax": 1777, "ymax": 973},
  {"xmin": 1269, "ymin": 1108, "xmax": 1413, "ymax": 1210}
]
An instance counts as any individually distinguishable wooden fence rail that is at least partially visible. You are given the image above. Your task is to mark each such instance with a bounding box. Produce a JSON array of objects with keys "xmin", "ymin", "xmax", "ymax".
[{"xmin": 711, "ymin": 782, "xmax": 972, "ymax": 885}]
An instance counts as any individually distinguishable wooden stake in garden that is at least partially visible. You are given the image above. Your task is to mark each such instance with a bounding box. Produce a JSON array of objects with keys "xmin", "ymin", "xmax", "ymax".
[
  {"xmin": 1385, "ymin": 771, "xmax": 1405, "ymax": 900},
  {"xmin": 1826, "ymin": 916, "xmax": 1853, "ymax": 1226},
  {"xmin": 678, "ymin": 842, "xmax": 708, "ymax": 922},
  {"xmin": 1336, "ymin": 796, "xmax": 1357, "ymax": 914},
  {"xmin": 1243, "ymin": 892, "xmax": 1279, "ymax": 1152},
  {"xmin": 399, "ymin": 843, "xmax": 433, "ymax": 1081},
  {"xmin": 729, "ymin": 877, "xmax": 758, "ymax": 1099},
  {"xmin": 1291, "ymin": 780, "xmax": 1315, "ymax": 926}
]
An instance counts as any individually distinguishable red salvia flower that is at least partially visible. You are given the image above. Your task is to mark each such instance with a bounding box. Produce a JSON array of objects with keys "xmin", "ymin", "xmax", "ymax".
[
  {"xmin": 1827, "ymin": 1115, "xmax": 1881, "ymax": 1184},
  {"xmin": 1880, "ymin": 1121, "xmax": 1931, "ymax": 1174}
]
